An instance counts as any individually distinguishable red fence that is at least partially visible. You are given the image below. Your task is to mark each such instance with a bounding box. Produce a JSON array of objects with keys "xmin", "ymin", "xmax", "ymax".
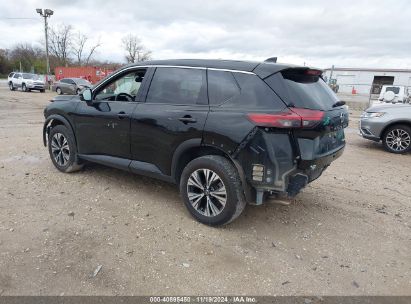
[{"xmin": 54, "ymin": 66, "xmax": 114, "ymax": 84}]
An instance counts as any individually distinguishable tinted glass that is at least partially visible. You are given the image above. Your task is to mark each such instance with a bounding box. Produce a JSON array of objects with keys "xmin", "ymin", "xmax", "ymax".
[
  {"xmin": 208, "ymin": 70, "xmax": 240, "ymax": 105},
  {"xmin": 265, "ymin": 69, "xmax": 339, "ymax": 110},
  {"xmin": 13, "ymin": 73, "xmax": 20, "ymax": 78},
  {"xmin": 146, "ymin": 68, "xmax": 206, "ymax": 105},
  {"xmin": 60, "ymin": 79, "xmax": 69, "ymax": 84},
  {"xmin": 386, "ymin": 87, "xmax": 400, "ymax": 94},
  {"xmin": 8, "ymin": 73, "xmax": 14, "ymax": 77},
  {"xmin": 214, "ymin": 73, "xmax": 286, "ymax": 110}
]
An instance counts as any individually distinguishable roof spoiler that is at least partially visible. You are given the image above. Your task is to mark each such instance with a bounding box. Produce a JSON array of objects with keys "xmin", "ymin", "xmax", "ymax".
[{"xmin": 264, "ymin": 57, "xmax": 277, "ymax": 63}]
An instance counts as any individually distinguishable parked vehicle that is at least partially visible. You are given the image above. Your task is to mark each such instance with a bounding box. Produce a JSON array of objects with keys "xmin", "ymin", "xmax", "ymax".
[
  {"xmin": 51, "ymin": 78, "xmax": 92, "ymax": 95},
  {"xmin": 7, "ymin": 72, "xmax": 15, "ymax": 85},
  {"xmin": 359, "ymin": 103, "xmax": 411, "ymax": 153},
  {"xmin": 9, "ymin": 73, "xmax": 45, "ymax": 92},
  {"xmin": 328, "ymin": 78, "xmax": 339, "ymax": 93},
  {"xmin": 43, "ymin": 59, "xmax": 349, "ymax": 226},
  {"xmin": 376, "ymin": 85, "xmax": 410, "ymax": 104}
]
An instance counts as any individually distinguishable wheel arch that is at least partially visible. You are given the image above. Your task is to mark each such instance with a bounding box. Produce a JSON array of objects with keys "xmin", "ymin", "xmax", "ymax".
[
  {"xmin": 171, "ymin": 140, "xmax": 253, "ymax": 203},
  {"xmin": 380, "ymin": 120, "xmax": 411, "ymax": 138},
  {"xmin": 43, "ymin": 114, "xmax": 76, "ymax": 147}
]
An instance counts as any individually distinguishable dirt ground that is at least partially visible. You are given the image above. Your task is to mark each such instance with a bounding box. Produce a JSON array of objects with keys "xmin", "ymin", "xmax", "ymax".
[{"xmin": 0, "ymin": 84, "xmax": 409, "ymax": 296}]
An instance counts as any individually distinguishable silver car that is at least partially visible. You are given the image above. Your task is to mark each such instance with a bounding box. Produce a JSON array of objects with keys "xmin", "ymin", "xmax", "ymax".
[
  {"xmin": 52, "ymin": 78, "xmax": 92, "ymax": 95},
  {"xmin": 359, "ymin": 104, "xmax": 411, "ymax": 153}
]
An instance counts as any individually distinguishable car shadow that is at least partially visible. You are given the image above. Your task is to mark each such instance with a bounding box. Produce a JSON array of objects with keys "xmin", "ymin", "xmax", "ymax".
[{"xmin": 80, "ymin": 162, "xmax": 322, "ymax": 232}]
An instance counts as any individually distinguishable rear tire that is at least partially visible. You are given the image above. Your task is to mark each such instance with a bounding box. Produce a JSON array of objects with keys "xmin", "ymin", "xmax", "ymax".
[
  {"xmin": 382, "ymin": 124, "xmax": 411, "ymax": 154},
  {"xmin": 180, "ymin": 155, "xmax": 246, "ymax": 226},
  {"xmin": 48, "ymin": 125, "xmax": 84, "ymax": 173}
]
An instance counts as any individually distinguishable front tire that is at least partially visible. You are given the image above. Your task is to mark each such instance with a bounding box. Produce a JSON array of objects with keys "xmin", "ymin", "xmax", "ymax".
[
  {"xmin": 180, "ymin": 155, "xmax": 246, "ymax": 226},
  {"xmin": 48, "ymin": 125, "xmax": 83, "ymax": 173},
  {"xmin": 9, "ymin": 82, "xmax": 15, "ymax": 91},
  {"xmin": 22, "ymin": 83, "xmax": 28, "ymax": 92},
  {"xmin": 382, "ymin": 124, "xmax": 411, "ymax": 154}
]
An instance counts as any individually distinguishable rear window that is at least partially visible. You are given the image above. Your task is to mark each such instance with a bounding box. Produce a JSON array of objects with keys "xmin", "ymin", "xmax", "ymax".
[{"xmin": 264, "ymin": 69, "xmax": 339, "ymax": 110}]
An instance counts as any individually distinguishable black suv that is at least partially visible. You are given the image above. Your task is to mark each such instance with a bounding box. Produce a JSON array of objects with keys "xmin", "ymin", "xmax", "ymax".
[{"xmin": 43, "ymin": 59, "xmax": 348, "ymax": 226}]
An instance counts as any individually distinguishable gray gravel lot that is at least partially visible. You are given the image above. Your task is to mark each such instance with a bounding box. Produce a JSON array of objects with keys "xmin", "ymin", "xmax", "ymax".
[{"xmin": 0, "ymin": 85, "xmax": 410, "ymax": 296}]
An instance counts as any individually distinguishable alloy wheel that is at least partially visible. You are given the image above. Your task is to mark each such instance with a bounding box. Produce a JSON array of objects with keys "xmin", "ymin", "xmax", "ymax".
[
  {"xmin": 51, "ymin": 133, "xmax": 70, "ymax": 166},
  {"xmin": 386, "ymin": 128, "xmax": 411, "ymax": 152},
  {"xmin": 187, "ymin": 169, "xmax": 227, "ymax": 217}
]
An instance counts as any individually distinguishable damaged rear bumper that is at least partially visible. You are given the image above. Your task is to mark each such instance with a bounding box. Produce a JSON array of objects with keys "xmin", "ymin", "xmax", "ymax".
[{"xmin": 233, "ymin": 128, "xmax": 345, "ymax": 205}]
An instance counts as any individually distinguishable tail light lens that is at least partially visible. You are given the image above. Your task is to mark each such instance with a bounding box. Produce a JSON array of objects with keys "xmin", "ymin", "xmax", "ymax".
[{"xmin": 247, "ymin": 108, "xmax": 324, "ymax": 129}]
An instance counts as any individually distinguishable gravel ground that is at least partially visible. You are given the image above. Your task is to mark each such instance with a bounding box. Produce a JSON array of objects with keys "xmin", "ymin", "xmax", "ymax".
[{"xmin": 0, "ymin": 85, "xmax": 410, "ymax": 296}]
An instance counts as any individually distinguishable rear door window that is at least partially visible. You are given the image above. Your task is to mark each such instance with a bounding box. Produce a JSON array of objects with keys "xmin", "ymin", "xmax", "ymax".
[
  {"xmin": 265, "ymin": 69, "xmax": 339, "ymax": 110},
  {"xmin": 208, "ymin": 70, "xmax": 240, "ymax": 105},
  {"xmin": 146, "ymin": 67, "xmax": 207, "ymax": 105}
]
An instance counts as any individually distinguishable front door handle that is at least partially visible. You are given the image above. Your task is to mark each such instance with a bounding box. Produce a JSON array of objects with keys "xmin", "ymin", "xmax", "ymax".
[
  {"xmin": 178, "ymin": 115, "xmax": 197, "ymax": 124},
  {"xmin": 118, "ymin": 112, "xmax": 129, "ymax": 119}
]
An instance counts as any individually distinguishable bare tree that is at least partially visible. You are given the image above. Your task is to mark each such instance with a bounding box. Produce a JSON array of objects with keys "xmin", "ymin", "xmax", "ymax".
[
  {"xmin": 48, "ymin": 24, "xmax": 73, "ymax": 66},
  {"xmin": 72, "ymin": 32, "xmax": 87, "ymax": 65},
  {"xmin": 72, "ymin": 31, "xmax": 101, "ymax": 65},
  {"xmin": 122, "ymin": 34, "xmax": 151, "ymax": 63}
]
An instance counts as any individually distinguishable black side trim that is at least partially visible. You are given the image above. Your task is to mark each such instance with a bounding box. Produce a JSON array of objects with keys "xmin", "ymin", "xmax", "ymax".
[
  {"xmin": 78, "ymin": 154, "xmax": 131, "ymax": 171},
  {"xmin": 130, "ymin": 160, "xmax": 175, "ymax": 183},
  {"xmin": 77, "ymin": 154, "xmax": 175, "ymax": 184}
]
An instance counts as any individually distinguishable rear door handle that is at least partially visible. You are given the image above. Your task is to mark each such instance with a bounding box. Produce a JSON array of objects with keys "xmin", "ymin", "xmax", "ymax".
[
  {"xmin": 117, "ymin": 112, "xmax": 129, "ymax": 119},
  {"xmin": 178, "ymin": 116, "xmax": 197, "ymax": 124}
]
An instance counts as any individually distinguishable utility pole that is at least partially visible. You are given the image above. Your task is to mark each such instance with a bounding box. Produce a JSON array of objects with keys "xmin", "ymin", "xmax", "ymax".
[
  {"xmin": 328, "ymin": 65, "xmax": 335, "ymax": 85},
  {"xmin": 36, "ymin": 8, "xmax": 53, "ymax": 84}
]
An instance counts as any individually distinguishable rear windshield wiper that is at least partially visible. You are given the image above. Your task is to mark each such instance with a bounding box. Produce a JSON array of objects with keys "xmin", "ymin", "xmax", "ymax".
[{"xmin": 332, "ymin": 101, "xmax": 346, "ymax": 107}]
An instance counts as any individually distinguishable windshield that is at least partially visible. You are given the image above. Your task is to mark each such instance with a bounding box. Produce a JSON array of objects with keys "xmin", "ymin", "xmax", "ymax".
[
  {"xmin": 22, "ymin": 73, "xmax": 39, "ymax": 80},
  {"xmin": 385, "ymin": 87, "xmax": 400, "ymax": 94},
  {"xmin": 75, "ymin": 78, "xmax": 91, "ymax": 86},
  {"xmin": 265, "ymin": 69, "xmax": 339, "ymax": 110}
]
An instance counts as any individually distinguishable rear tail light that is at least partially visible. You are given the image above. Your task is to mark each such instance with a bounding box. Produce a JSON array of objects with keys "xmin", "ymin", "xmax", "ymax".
[
  {"xmin": 247, "ymin": 108, "xmax": 324, "ymax": 129},
  {"xmin": 305, "ymin": 69, "xmax": 323, "ymax": 76}
]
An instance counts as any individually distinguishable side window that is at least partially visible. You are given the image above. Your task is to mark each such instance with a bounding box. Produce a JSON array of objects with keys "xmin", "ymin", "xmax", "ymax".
[
  {"xmin": 208, "ymin": 70, "xmax": 240, "ymax": 105},
  {"xmin": 60, "ymin": 79, "xmax": 68, "ymax": 84},
  {"xmin": 146, "ymin": 67, "xmax": 206, "ymax": 105},
  {"xmin": 94, "ymin": 69, "xmax": 146, "ymax": 102},
  {"xmin": 229, "ymin": 73, "xmax": 286, "ymax": 110},
  {"xmin": 13, "ymin": 73, "xmax": 20, "ymax": 79}
]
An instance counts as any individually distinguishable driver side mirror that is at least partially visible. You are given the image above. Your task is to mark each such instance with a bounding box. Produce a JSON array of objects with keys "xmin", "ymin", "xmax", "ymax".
[{"xmin": 81, "ymin": 88, "xmax": 92, "ymax": 102}]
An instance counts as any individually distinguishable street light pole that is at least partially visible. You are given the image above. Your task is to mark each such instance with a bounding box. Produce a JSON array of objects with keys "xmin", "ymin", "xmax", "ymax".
[{"xmin": 36, "ymin": 8, "xmax": 53, "ymax": 82}]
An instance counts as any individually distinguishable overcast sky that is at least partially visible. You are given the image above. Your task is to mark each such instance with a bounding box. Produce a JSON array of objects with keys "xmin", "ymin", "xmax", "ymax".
[{"xmin": 0, "ymin": 0, "xmax": 410, "ymax": 69}]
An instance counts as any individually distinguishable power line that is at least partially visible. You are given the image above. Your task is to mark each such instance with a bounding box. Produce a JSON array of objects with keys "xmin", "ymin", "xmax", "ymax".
[{"xmin": 0, "ymin": 17, "xmax": 37, "ymax": 20}]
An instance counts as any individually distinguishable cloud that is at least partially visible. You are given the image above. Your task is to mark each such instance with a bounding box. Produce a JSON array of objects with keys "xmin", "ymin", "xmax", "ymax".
[{"xmin": 0, "ymin": 0, "xmax": 410, "ymax": 68}]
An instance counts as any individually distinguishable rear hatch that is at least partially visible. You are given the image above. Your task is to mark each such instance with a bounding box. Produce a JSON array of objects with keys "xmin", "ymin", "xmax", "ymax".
[{"xmin": 263, "ymin": 68, "xmax": 349, "ymax": 167}]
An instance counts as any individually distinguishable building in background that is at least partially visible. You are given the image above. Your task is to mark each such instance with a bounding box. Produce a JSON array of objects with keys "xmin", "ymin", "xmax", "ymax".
[
  {"xmin": 54, "ymin": 66, "xmax": 114, "ymax": 84},
  {"xmin": 323, "ymin": 67, "xmax": 411, "ymax": 97}
]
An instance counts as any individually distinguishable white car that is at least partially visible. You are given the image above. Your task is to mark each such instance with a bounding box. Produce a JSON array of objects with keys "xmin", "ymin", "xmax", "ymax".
[
  {"xmin": 9, "ymin": 73, "xmax": 45, "ymax": 92},
  {"xmin": 377, "ymin": 85, "xmax": 410, "ymax": 104}
]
